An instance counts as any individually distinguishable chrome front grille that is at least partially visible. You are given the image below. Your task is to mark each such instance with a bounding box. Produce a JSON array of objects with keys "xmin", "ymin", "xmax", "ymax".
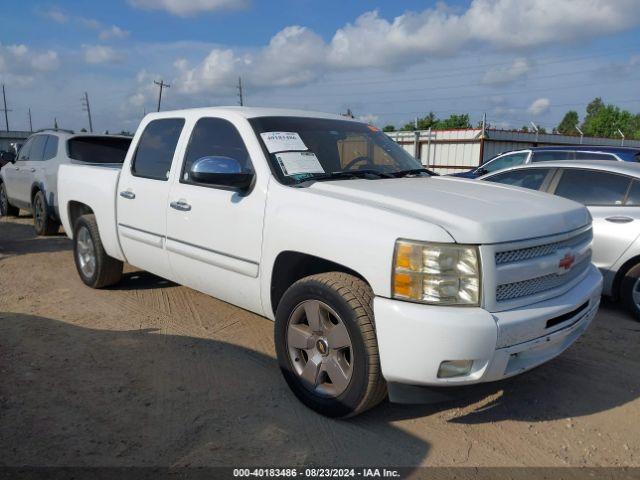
[
  {"xmin": 496, "ymin": 256, "xmax": 591, "ymax": 302},
  {"xmin": 495, "ymin": 229, "xmax": 592, "ymax": 265},
  {"xmin": 492, "ymin": 227, "xmax": 593, "ymax": 305}
]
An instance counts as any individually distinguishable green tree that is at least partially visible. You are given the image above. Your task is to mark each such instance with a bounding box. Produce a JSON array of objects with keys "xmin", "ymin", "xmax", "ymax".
[
  {"xmin": 434, "ymin": 113, "xmax": 471, "ymax": 130},
  {"xmin": 582, "ymin": 102, "xmax": 636, "ymax": 139},
  {"xmin": 382, "ymin": 125, "xmax": 396, "ymax": 132},
  {"xmin": 401, "ymin": 112, "xmax": 437, "ymax": 131},
  {"xmin": 556, "ymin": 110, "xmax": 579, "ymax": 135}
]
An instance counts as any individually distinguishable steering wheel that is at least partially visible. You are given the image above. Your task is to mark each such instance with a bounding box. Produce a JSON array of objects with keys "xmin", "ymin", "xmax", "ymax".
[{"xmin": 343, "ymin": 156, "xmax": 374, "ymax": 171}]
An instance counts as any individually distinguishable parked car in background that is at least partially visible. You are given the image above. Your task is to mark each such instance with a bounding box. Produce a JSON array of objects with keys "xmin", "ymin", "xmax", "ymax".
[
  {"xmin": 57, "ymin": 107, "xmax": 602, "ymax": 417},
  {"xmin": 454, "ymin": 146, "xmax": 640, "ymax": 179},
  {"xmin": 0, "ymin": 150, "xmax": 16, "ymax": 168},
  {"xmin": 481, "ymin": 160, "xmax": 640, "ymax": 320},
  {"xmin": 0, "ymin": 130, "xmax": 132, "ymax": 235}
]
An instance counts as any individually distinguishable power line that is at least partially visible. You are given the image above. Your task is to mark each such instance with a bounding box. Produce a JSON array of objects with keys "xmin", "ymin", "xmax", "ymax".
[
  {"xmin": 154, "ymin": 79, "xmax": 170, "ymax": 112},
  {"xmin": 1, "ymin": 84, "xmax": 11, "ymax": 132},
  {"xmin": 81, "ymin": 92, "xmax": 93, "ymax": 133},
  {"xmin": 237, "ymin": 76, "xmax": 244, "ymax": 106}
]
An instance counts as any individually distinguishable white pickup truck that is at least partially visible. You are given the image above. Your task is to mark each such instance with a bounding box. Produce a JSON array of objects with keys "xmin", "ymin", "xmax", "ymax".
[{"xmin": 58, "ymin": 107, "xmax": 603, "ymax": 417}]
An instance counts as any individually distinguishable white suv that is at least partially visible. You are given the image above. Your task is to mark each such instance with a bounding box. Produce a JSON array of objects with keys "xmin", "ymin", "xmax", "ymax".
[{"xmin": 0, "ymin": 130, "xmax": 131, "ymax": 235}]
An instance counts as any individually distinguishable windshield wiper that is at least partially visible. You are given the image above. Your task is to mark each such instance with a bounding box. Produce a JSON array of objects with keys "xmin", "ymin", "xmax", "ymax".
[
  {"xmin": 392, "ymin": 168, "xmax": 435, "ymax": 178},
  {"xmin": 297, "ymin": 169, "xmax": 393, "ymax": 185}
]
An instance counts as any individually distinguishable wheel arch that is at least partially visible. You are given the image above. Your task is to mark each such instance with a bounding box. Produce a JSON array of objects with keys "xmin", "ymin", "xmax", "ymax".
[
  {"xmin": 612, "ymin": 254, "xmax": 640, "ymax": 300},
  {"xmin": 67, "ymin": 201, "xmax": 95, "ymax": 234},
  {"xmin": 270, "ymin": 250, "xmax": 368, "ymax": 317}
]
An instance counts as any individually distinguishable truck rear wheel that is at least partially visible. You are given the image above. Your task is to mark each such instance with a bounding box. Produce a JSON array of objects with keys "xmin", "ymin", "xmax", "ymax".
[
  {"xmin": 73, "ymin": 214, "xmax": 123, "ymax": 288},
  {"xmin": 274, "ymin": 272, "xmax": 387, "ymax": 417},
  {"xmin": 32, "ymin": 190, "xmax": 60, "ymax": 236},
  {"xmin": 0, "ymin": 182, "xmax": 19, "ymax": 217}
]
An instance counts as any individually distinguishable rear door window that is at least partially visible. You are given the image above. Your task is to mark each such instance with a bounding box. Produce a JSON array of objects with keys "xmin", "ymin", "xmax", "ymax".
[
  {"xmin": 624, "ymin": 181, "xmax": 640, "ymax": 205},
  {"xmin": 28, "ymin": 135, "xmax": 48, "ymax": 162},
  {"xmin": 553, "ymin": 169, "xmax": 631, "ymax": 205},
  {"xmin": 131, "ymin": 119, "xmax": 185, "ymax": 180},
  {"xmin": 42, "ymin": 135, "xmax": 59, "ymax": 160},
  {"xmin": 68, "ymin": 136, "xmax": 131, "ymax": 164},
  {"xmin": 485, "ymin": 168, "xmax": 551, "ymax": 191},
  {"xmin": 531, "ymin": 151, "xmax": 573, "ymax": 162}
]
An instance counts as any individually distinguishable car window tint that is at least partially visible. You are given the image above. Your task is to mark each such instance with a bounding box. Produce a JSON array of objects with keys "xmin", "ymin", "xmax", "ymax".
[
  {"xmin": 576, "ymin": 152, "xmax": 616, "ymax": 161},
  {"xmin": 625, "ymin": 181, "xmax": 640, "ymax": 205},
  {"xmin": 182, "ymin": 118, "xmax": 252, "ymax": 184},
  {"xmin": 531, "ymin": 151, "xmax": 573, "ymax": 162},
  {"xmin": 131, "ymin": 118, "xmax": 185, "ymax": 180},
  {"xmin": 554, "ymin": 169, "xmax": 631, "ymax": 205},
  {"xmin": 28, "ymin": 135, "xmax": 48, "ymax": 162},
  {"xmin": 481, "ymin": 152, "xmax": 529, "ymax": 173},
  {"xmin": 18, "ymin": 138, "xmax": 34, "ymax": 162},
  {"xmin": 42, "ymin": 135, "xmax": 59, "ymax": 160},
  {"xmin": 68, "ymin": 137, "xmax": 131, "ymax": 163},
  {"xmin": 486, "ymin": 168, "xmax": 550, "ymax": 191}
]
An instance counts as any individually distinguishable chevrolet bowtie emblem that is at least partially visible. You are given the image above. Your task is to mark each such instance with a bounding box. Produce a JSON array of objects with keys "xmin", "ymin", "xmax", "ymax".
[{"xmin": 559, "ymin": 253, "xmax": 576, "ymax": 270}]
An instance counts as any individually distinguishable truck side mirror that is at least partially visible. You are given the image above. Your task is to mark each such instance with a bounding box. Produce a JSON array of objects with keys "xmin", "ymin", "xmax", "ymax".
[
  {"xmin": 189, "ymin": 156, "xmax": 254, "ymax": 190},
  {"xmin": 1, "ymin": 151, "xmax": 16, "ymax": 164}
]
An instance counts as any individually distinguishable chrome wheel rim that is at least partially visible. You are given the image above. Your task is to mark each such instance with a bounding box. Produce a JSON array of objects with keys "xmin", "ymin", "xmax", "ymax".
[
  {"xmin": 34, "ymin": 194, "xmax": 44, "ymax": 230},
  {"xmin": 76, "ymin": 226, "xmax": 96, "ymax": 278},
  {"xmin": 286, "ymin": 300, "xmax": 354, "ymax": 398},
  {"xmin": 632, "ymin": 278, "xmax": 640, "ymax": 309}
]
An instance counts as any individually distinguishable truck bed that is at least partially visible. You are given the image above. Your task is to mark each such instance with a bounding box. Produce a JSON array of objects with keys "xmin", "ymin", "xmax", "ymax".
[{"xmin": 57, "ymin": 163, "xmax": 125, "ymax": 261}]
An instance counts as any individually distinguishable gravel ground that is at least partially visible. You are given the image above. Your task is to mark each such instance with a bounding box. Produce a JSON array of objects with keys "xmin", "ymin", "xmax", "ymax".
[{"xmin": 1, "ymin": 215, "xmax": 639, "ymax": 469}]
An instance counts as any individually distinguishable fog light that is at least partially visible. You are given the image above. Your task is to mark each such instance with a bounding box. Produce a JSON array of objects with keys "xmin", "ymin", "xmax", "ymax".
[{"xmin": 437, "ymin": 360, "xmax": 473, "ymax": 378}]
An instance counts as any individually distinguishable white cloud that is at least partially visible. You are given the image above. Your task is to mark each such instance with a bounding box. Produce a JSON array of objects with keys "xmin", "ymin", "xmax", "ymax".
[
  {"xmin": 528, "ymin": 98, "xmax": 551, "ymax": 116},
  {"xmin": 99, "ymin": 25, "xmax": 130, "ymax": 40},
  {"xmin": 128, "ymin": 0, "xmax": 248, "ymax": 17},
  {"xmin": 79, "ymin": 17, "xmax": 102, "ymax": 30},
  {"xmin": 7, "ymin": 44, "xmax": 28, "ymax": 57},
  {"xmin": 44, "ymin": 7, "xmax": 69, "ymax": 23},
  {"xmin": 169, "ymin": 0, "xmax": 640, "ymax": 94},
  {"xmin": 482, "ymin": 58, "xmax": 531, "ymax": 85},
  {"xmin": 30, "ymin": 51, "xmax": 59, "ymax": 71},
  {"xmin": 83, "ymin": 45, "xmax": 123, "ymax": 64}
]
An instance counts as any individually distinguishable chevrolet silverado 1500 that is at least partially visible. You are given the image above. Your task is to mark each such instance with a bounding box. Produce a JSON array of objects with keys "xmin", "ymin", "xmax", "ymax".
[{"xmin": 57, "ymin": 107, "xmax": 603, "ymax": 417}]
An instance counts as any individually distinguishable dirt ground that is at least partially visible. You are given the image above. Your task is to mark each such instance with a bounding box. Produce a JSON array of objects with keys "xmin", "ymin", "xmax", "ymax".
[{"xmin": 1, "ymin": 215, "xmax": 639, "ymax": 469}]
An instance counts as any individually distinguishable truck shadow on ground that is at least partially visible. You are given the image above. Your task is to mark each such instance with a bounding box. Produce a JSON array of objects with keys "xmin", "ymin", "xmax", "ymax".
[
  {"xmin": 109, "ymin": 271, "xmax": 177, "ymax": 291},
  {"xmin": 0, "ymin": 218, "xmax": 70, "ymax": 258},
  {"xmin": 0, "ymin": 313, "xmax": 430, "ymax": 467}
]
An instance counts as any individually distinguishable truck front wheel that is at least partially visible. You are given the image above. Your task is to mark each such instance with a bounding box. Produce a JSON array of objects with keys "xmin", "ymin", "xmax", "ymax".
[
  {"xmin": 275, "ymin": 272, "xmax": 387, "ymax": 417},
  {"xmin": 73, "ymin": 214, "xmax": 123, "ymax": 288}
]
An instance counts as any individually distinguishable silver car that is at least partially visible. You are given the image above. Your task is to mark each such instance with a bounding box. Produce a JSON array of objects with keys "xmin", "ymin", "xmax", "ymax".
[
  {"xmin": 480, "ymin": 160, "xmax": 640, "ymax": 320},
  {"xmin": 0, "ymin": 130, "xmax": 131, "ymax": 235}
]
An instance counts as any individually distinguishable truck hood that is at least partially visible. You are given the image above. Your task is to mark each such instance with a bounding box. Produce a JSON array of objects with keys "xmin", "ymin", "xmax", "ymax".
[{"xmin": 307, "ymin": 176, "xmax": 590, "ymax": 244}]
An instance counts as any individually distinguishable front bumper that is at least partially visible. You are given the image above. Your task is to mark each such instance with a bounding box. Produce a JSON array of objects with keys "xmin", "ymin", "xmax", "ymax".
[{"xmin": 374, "ymin": 264, "xmax": 602, "ymax": 388}]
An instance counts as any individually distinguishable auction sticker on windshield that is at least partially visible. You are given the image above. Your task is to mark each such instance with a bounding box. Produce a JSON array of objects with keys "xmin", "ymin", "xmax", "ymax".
[
  {"xmin": 275, "ymin": 151, "xmax": 324, "ymax": 176},
  {"xmin": 260, "ymin": 132, "xmax": 307, "ymax": 153}
]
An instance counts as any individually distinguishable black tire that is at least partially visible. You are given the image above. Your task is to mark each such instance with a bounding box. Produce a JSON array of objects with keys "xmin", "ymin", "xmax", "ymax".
[
  {"xmin": 275, "ymin": 272, "xmax": 387, "ymax": 418},
  {"xmin": 0, "ymin": 182, "xmax": 19, "ymax": 217},
  {"xmin": 32, "ymin": 190, "xmax": 59, "ymax": 236},
  {"xmin": 621, "ymin": 263, "xmax": 640, "ymax": 321},
  {"xmin": 73, "ymin": 214, "xmax": 123, "ymax": 288}
]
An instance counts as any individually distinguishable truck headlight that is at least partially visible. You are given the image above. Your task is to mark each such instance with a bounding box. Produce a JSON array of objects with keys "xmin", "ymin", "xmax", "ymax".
[{"xmin": 392, "ymin": 240, "xmax": 481, "ymax": 306}]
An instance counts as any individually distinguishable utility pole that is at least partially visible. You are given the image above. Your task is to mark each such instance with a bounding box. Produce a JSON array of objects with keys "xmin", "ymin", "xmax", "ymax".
[
  {"xmin": 82, "ymin": 92, "xmax": 93, "ymax": 133},
  {"xmin": 28, "ymin": 108, "xmax": 33, "ymax": 132},
  {"xmin": 154, "ymin": 80, "xmax": 170, "ymax": 112},
  {"xmin": 237, "ymin": 76, "xmax": 244, "ymax": 106},
  {"xmin": 1, "ymin": 84, "xmax": 11, "ymax": 132}
]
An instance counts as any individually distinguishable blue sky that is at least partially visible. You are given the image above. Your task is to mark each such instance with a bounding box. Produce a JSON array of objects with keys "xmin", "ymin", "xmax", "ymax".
[{"xmin": 0, "ymin": 0, "xmax": 639, "ymax": 133}]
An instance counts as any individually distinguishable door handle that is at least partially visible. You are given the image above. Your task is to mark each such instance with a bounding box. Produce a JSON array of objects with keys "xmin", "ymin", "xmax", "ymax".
[
  {"xmin": 119, "ymin": 190, "xmax": 136, "ymax": 200},
  {"xmin": 30, "ymin": 168, "xmax": 36, "ymax": 172},
  {"xmin": 605, "ymin": 216, "xmax": 634, "ymax": 224},
  {"xmin": 170, "ymin": 200, "xmax": 191, "ymax": 211},
  {"xmin": 14, "ymin": 166, "xmax": 19, "ymax": 170}
]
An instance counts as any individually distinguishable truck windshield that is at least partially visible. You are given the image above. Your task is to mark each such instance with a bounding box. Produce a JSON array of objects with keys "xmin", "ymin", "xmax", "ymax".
[
  {"xmin": 68, "ymin": 136, "xmax": 132, "ymax": 164},
  {"xmin": 249, "ymin": 116, "xmax": 428, "ymax": 185}
]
